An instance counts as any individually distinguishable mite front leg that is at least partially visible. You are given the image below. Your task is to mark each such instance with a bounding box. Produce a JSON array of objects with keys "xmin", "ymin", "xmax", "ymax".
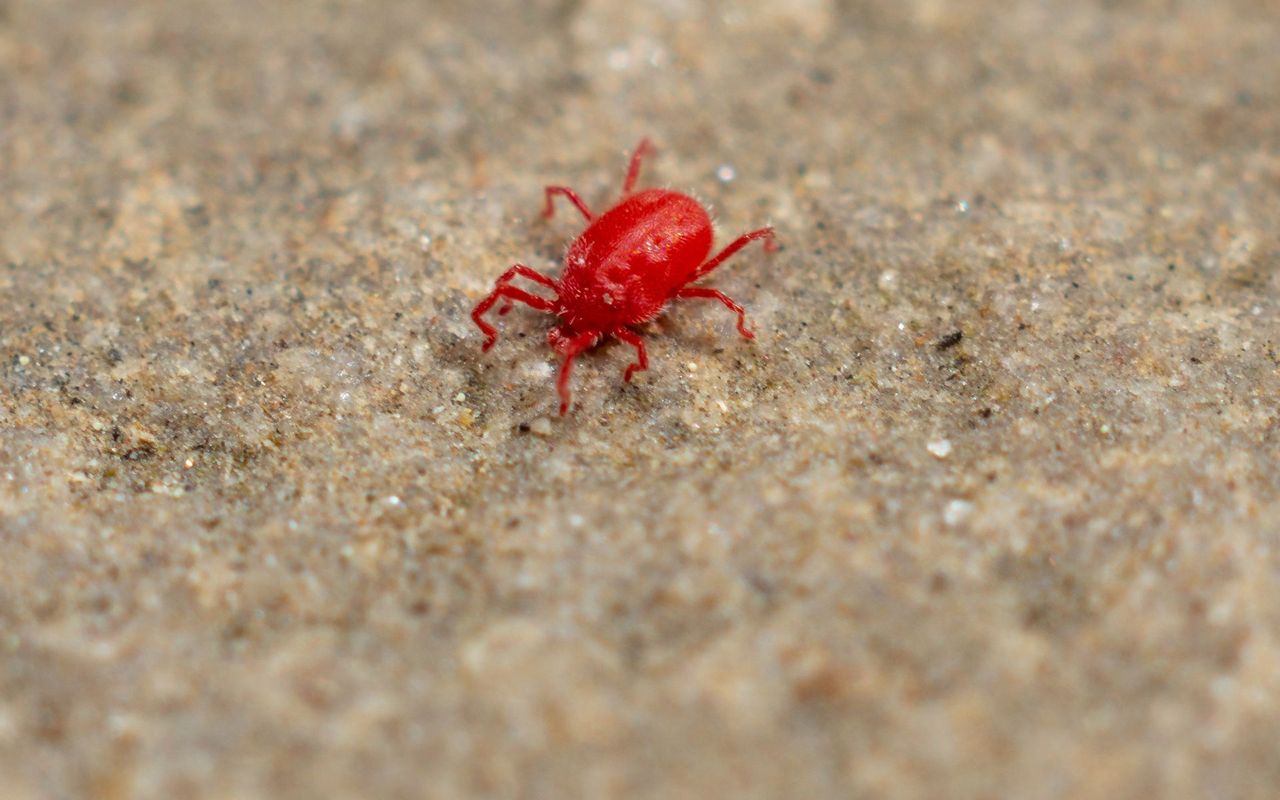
[
  {"xmin": 555, "ymin": 331, "xmax": 600, "ymax": 416},
  {"xmin": 543, "ymin": 186, "xmax": 593, "ymax": 222},
  {"xmin": 493, "ymin": 263, "xmax": 559, "ymax": 291},
  {"xmin": 689, "ymin": 226, "xmax": 776, "ymax": 283},
  {"xmin": 673, "ymin": 287, "xmax": 755, "ymax": 340},
  {"xmin": 490, "ymin": 263, "xmax": 559, "ymax": 316},
  {"xmin": 472, "ymin": 285, "xmax": 556, "ymax": 352},
  {"xmin": 613, "ymin": 328, "xmax": 649, "ymax": 382}
]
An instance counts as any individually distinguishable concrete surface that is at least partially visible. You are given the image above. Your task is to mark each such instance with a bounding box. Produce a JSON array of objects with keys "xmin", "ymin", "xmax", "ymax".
[{"xmin": 2, "ymin": 0, "xmax": 1279, "ymax": 797}]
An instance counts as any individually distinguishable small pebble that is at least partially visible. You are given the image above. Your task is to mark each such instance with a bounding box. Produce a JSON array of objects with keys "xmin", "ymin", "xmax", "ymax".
[
  {"xmin": 17, "ymin": 355, "xmax": 30, "ymax": 366},
  {"xmin": 927, "ymin": 439, "xmax": 953, "ymax": 458},
  {"xmin": 944, "ymin": 500, "xmax": 974, "ymax": 526},
  {"xmin": 529, "ymin": 417, "xmax": 552, "ymax": 437}
]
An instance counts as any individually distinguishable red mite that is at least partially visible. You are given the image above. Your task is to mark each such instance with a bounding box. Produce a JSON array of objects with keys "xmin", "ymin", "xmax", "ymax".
[{"xmin": 471, "ymin": 139, "xmax": 776, "ymax": 415}]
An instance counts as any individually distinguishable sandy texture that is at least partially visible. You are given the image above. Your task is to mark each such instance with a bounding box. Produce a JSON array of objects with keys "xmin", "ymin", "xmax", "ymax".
[{"xmin": 2, "ymin": 0, "xmax": 1279, "ymax": 797}]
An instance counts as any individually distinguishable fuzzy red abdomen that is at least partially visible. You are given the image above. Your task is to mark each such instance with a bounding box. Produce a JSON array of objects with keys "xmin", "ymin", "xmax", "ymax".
[{"xmin": 558, "ymin": 189, "xmax": 713, "ymax": 331}]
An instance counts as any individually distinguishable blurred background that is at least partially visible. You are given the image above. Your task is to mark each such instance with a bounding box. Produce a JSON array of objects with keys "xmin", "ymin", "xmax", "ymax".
[{"xmin": 1, "ymin": 1, "xmax": 1278, "ymax": 797}]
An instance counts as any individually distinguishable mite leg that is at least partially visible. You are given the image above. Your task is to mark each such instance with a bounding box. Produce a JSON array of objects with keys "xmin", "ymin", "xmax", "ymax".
[
  {"xmin": 673, "ymin": 287, "xmax": 755, "ymax": 340},
  {"xmin": 622, "ymin": 138, "xmax": 655, "ymax": 195},
  {"xmin": 613, "ymin": 328, "xmax": 649, "ymax": 383},
  {"xmin": 491, "ymin": 263, "xmax": 559, "ymax": 315},
  {"xmin": 543, "ymin": 186, "xmax": 593, "ymax": 221},
  {"xmin": 472, "ymin": 285, "xmax": 556, "ymax": 352},
  {"xmin": 689, "ymin": 226, "xmax": 776, "ymax": 283},
  {"xmin": 556, "ymin": 331, "xmax": 600, "ymax": 416},
  {"xmin": 493, "ymin": 263, "xmax": 559, "ymax": 291}
]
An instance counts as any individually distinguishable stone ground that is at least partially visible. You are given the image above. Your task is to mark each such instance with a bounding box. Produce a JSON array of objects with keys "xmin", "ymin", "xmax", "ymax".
[{"xmin": 2, "ymin": 0, "xmax": 1279, "ymax": 797}]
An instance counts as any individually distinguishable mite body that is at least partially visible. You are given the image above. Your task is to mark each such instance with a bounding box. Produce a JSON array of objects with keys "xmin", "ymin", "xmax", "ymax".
[{"xmin": 471, "ymin": 139, "xmax": 776, "ymax": 415}]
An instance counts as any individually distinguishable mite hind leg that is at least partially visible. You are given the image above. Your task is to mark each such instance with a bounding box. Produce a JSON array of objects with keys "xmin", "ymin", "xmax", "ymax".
[
  {"xmin": 622, "ymin": 138, "xmax": 655, "ymax": 195},
  {"xmin": 673, "ymin": 287, "xmax": 755, "ymax": 340},
  {"xmin": 689, "ymin": 226, "xmax": 776, "ymax": 283},
  {"xmin": 543, "ymin": 187, "xmax": 593, "ymax": 221}
]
